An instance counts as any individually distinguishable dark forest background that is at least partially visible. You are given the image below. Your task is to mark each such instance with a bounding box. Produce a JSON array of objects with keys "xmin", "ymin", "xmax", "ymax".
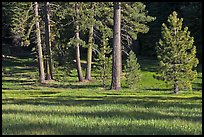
[{"xmin": 2, "ymin": 2, "xmax": 202, "ymax": 63}]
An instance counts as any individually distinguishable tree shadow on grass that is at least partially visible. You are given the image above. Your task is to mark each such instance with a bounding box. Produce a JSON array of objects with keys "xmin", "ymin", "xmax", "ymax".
[
  {"xmin": 2, "ymin": 78, "xmax": 37, "ymax": 90},
  {"xmin": 2, "ymin": 95, "xmax": 202, "ymax": 109},
  {"xmin": 2, "ymin": 92, "xmax": 202, "ymax": 135},
  {"xmin": 192, "ymin": 82, "xmax": 202, "ymax": 91},
  {"xmin": 2, "ymin": 79, "xmax": 36, "ymax": 83},
  {"xmin": 144, "ymin": 88, "xmax": 171, "ymax": 91},
  {"xmin": 145, "ymin": 87, "xmax": 202, "ymax": 92},
  {"xmin": 41, "ymin": 82, "xmax": 102, "ymax": 90},
  {"xmin": 3, "ymin": 118, "xmax": 196, "ymax": 135},
  {"xmin": 3, "ymin": 67, "xmax": 36, "ymax": 76},
  {"xmin": 2, "ymin": 60, "xmax": 36, "ymax": 71},
  {"xmin": 3, "ymin": 108, "xmax": 202, "ymax": 124},
  {"xmin": 2, "ymin": 106, "xmax": 201, "ymax": 135}
]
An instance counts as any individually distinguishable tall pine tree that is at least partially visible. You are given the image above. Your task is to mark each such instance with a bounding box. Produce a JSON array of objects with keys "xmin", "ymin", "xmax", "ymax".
[
  {"xmin": 156, "ymin": 11, "xmax": 199, "ymax": 94},
  {"xmin": 44, "ymin": 2, "xmax": 54, "ymax": 80},
  {"xmin": 35, "ymin": 2, "xmax": 45, "ymax": 83},
  {"xmin": 111, "ymin": 2, "xmax": 121, "ymax": 90}
]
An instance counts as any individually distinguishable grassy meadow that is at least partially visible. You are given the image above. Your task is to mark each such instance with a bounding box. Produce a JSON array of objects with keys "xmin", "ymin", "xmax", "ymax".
[{"xmin": 2, "ymin": 56, "xmax": 202, "ymax": 135}]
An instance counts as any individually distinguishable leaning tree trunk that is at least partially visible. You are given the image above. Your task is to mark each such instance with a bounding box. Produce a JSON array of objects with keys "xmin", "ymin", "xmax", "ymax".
[
  {"xmin": 34, "ymin": 2, "xmax": 45, "ymax": 83},
  {"xmin": 44, "ymin": 2, "xmax": 53, "ymax": 80},
  {"xmin": 85, "ymin": 25, "xmax": 93, "ymax": 81},
  {"xmin": 75, "ymin": 3, "xmax": 84, "ymax": 82},
  {"xmin": 111, "ymin": 2, "xmax": 121, "ymax": 90}
]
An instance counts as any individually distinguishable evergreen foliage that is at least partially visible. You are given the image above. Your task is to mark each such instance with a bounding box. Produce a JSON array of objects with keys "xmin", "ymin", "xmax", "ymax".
[
  {"xmin": 156, "ymin": 11, "xmax": 199, "ymax": 93},
  {"xmin": 94, "ymin": 25, "xmax": 112, "ymax": 88},
  {"xmin": 180, "ymin": 2, "xmax": 202, "ymax": 62},
  {"xmin": 124, "ymin": 50, "xmax": 141, "ymax": 90},
  {"xmin": 10, "ymin": 2, "xmax": 35, "ymax": 47},
  {"xmin": 121, "ymin": 2, "xmax": 156, "ymax": 52}
]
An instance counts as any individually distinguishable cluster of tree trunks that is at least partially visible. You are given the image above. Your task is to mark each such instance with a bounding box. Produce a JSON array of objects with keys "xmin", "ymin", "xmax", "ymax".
[{"xmin": 35, "ymin": 2, "xmax": 53, "ymax": 83}]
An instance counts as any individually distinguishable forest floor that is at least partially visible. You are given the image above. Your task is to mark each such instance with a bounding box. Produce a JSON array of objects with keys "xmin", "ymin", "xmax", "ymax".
[{"xmin": 2, "ymin": 56, "xmax": 202, "ymax": 135}]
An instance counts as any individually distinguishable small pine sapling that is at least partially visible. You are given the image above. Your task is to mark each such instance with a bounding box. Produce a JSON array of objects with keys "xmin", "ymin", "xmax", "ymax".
[{"xmin": 124, "ymin": 50, "xmax": 141, "ymax": 90}]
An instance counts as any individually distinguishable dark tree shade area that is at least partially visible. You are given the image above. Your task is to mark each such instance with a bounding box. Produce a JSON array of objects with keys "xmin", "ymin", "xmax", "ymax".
[
  {"xmin": 2, "ymin": 2, "xmax": 202, "ymax": 62},
  {"xmin": 138, "ymin": 2, "xmax": 202, "ymax": 62}
]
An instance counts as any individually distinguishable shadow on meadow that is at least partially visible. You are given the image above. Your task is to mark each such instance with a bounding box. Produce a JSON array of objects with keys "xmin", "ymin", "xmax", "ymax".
[
  {"xmin": 3, "ymin": 92, "xmax": 202, "ymax": 135},
  {"xmin": 143, "ymin": 88, "xmax": 171, "ymax": 91},
  {"xmin": 2, "ymin": 98, "xmax": 201, "ymax": 135},
  {"xmin": 42, "ymin": 82, "xmax": 102, "ymax": 89},
  {"xmin": 2, "ymin": 57, "xmax": 36, "ymax": 68},
  {"xmin": 192, "ymin": 82, "xmax": 202, "ymax": 91},
  {"xmin": 2, "ymin": 94, "xmax": 201, "ymax": 110},
  {"xmin": 2, "ymin": 117, "xmax": 191, "ymax": 135},
  {"xmin": 3, "ymin": 104, "xmax": 201, "ymax": 122}
]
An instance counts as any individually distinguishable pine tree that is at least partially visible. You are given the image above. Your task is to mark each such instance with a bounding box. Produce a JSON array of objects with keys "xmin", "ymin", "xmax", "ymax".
[
  {"xmin": 95, "ymin": 25, "xmax": 112, "ymax": 89},
  {"xmin": 90, "ymin": 2, "xmax": 113, "ymax": 88},
  {"xmin": 34, "ymin": 2, "xmax": 45, "ymax": 83},
  {"xmin": 44, "ymin": 2, "xmax": 53, "ymax": 80},
  {"xmin": 83, "ymin": 2, "xmax": 96, "ymax": 81},
  {"xmin": 63, "ymin": 2, "xmax": 87, "ymax": 82},
  {"xmin": 75, "ymin": 3, "xmax": 84, "ymax": 82},
  {"xmin": 111, "ymin": 2, "xmax": 121, "ymax": 90},
  {"xmin": 124, "ymin": 50, "xmax": 141, "ymax": 90},
  {"xmin": 80, "ymin": 2, "xmax": 113, "ymax": 81},
  {"xmin": 110, "ymin": 2, "xmax": 155, "ymax": 89},
  {"xmin": 156, "ymin": 11, "xmax": 199, "ymax": 94}
]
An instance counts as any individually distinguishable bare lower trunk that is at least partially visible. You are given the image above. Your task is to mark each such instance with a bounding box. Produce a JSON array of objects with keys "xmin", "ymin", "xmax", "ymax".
[
  {"xmin": 121, "ymin": 45, "xmax": 123, "ymax": 74},
  {"xmin": 111, "ymin": 2, "xmax": 121, "ymax": 90},
  {"xmin": 44, "ymin": 2, "xmax": 53, "ymax": 80},
  {"xmin": 85, "ymin": 25, "xmax": 93, "ymax": 81},
  {"xmin": 76, "ymin": 44, "xmax": 83, "ymax": 82},
  {"xmin": 44, "ymin": 57, "xmax": 51, "ymax": 80},
  {"xmin": 45, "ymin": 57, "xmax": 51, "ymax": 80},
  {"xmin": 76, "ymin": 25, "xmax": 83, "ymax": 82},
  {"xmin": 35, "ymin": 2, "xmax": 45, "ymax": 83},
  {"xmin": 174, "ymin": 83, "xmax": 179, "ymax": 94}
]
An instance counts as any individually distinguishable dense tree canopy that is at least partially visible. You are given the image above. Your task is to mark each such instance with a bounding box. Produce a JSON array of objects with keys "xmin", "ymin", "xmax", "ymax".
[{"xmin": 2, "ymin": 2, "xmax": 202, "ymax": 91}]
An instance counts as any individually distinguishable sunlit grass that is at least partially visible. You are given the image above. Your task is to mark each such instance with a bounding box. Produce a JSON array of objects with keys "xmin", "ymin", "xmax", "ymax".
[{"xmin": 2, "ymin": 57, "xmax": 202, "ymax": 135}]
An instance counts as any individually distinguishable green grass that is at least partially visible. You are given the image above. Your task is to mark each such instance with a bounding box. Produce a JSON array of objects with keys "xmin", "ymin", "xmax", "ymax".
[{"xmin": 2, "ymin": 56, "xmax": 202, "ymax": 135}]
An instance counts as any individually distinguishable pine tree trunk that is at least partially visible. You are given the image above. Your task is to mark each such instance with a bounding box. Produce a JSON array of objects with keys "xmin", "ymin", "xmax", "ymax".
[
  {"xmin": 102, "ymin": 35, "xmax": 106, "ymax": 88},
  {"xmin": 174, "ymin": 83, "xmax": 179, "ymax": 94},
  {"xmin": 76, "ymin": 25, "xmax": 83, "ymax": 82},
  {"xmin": 44, "ymin": 56, "xmax": 48, "ymax": 78},
  {"xmin": 85, "ymin": 25, "xmax": 93, "ymax": 81},
  {"xmin": 75, "ymin": 4, "xmax": 83, "ymax": 82},
  {"xmin": 121, "ymin": 45, "xmax": 123, "ymax": 74},
  {"xmin": 35, "ymin": 2, "xmax": 45, "ymax": 83},
  {"xmin": 111, "ymin": 2, "xmax": 121, "ymax": 90},
  {"xmin": 44, "ymin": 2, "xmax": 53, "ymax": 80}
]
